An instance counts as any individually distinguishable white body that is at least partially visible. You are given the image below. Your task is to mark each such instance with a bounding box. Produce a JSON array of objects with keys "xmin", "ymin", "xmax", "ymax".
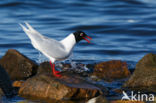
[{"xmin": 20, "ymin": 22, "xmax": 76, "ymax": 63}]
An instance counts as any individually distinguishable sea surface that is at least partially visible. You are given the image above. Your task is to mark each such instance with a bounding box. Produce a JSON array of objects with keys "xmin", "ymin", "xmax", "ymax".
[{"xmin": 0, "ymin": 0, "xmax": 156, "ymax": 102}]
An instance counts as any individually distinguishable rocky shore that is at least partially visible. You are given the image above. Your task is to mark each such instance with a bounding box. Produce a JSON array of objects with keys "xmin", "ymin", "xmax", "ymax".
[{"xmin": 0, "ymin": 49, "xmax": 155, "ymax": 103}]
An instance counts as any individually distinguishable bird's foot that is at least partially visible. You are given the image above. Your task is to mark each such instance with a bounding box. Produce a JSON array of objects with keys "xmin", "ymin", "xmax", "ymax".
[
  {"xmin": 53, "ymin": 70, "xmax": 62, "ymax": 78},
  {"xmin": 49, "ymin": 61, "xmax": 62, "ymax": 78}
]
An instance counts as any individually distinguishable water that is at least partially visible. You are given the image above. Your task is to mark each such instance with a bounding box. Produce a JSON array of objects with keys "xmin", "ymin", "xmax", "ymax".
[{"xmin": 0, "ymin": 0, "xmax": 156, "ymax": 102}]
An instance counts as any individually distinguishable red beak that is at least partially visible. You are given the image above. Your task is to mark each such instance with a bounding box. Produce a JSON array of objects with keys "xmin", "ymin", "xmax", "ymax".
[{"xmin": 82, "ymin": 36, "xmax": 92, "ymax": 43}]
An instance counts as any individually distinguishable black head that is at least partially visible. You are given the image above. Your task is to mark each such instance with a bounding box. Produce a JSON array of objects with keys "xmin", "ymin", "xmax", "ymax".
[{"xmin": 73, "ymin": 31, "xmax": 92, "ymax": 43}]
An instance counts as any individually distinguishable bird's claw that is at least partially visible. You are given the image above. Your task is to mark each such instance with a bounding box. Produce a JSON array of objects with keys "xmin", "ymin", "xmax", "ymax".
[{"xmin": 53, "ymin": 71, "xmax": 62, "ymax": 78}]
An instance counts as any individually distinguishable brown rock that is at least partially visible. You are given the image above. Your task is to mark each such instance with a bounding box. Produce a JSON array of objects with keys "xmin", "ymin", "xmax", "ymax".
[
  {"xmin": 87, "ymin": 95, "xmax": 109, "ymax": 103},
  {"xmin": 37, "ymin": 62, "xmax": 90, "ymax": 77},
  {"xmin": 0, "ymin": 88, "xmax": 3, "ymax": 97},
  {"xmin": 92, "ymin": 60, "xmax": 131, "ymax": 81},
  {"xmin": 19, "ymin": 73, "xmax": 103, "ymax": 100},
  {"xmin": 112, "ymin": 88, "xmax": 123, "ymax": 94},
  {"xmin": 123, "ymin": 53, "xmax": 156, "ymax": 92},
  {"xmin": 18, "ymin": 99, "xmax": 76, "ymax": 103},
  {"xmin": 0, "ymin": 65, "xmax": 17, "ymax": 98},
  {"xmin": 37, "ymin": 62, "xmax": 71, "ymax": 75},
  {"xmin": 111, "ymin": 100, "xmax": 145, "ymax": 103},
  {"xmin": 153, "ymin": 97, "xmax": 156, "ymax": 103},
  {"xmin": 13, "ymin": 81, "xmax": 25, "ymax": 88},
  {"xmin": 37, "ymin": 62, "xmax": 51, "ymax": 75},
  {"xmin": 0, "ymin": 49, "xmax": 38, "ymax": 80}
]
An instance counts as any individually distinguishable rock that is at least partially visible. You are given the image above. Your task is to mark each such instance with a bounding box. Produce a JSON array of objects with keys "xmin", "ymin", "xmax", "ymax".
[
  {"xmin": 37, "ymin": 62, "xmax": 51, "ymax": 75},
  {"xmin": 19, "ymin": 73, "xmax": 103, "ymax": 100},
  {"xmin": 87, "ymin": 95, "xmax": 109, "ymax": 103},
  {"xmin": 13, "ymin": 81, "xmax": 25, "ymax": 88},
  {"xmin": 37, "ymin": 62, "xmax": 90, "ymax": 77},
  {"xmin": 17, "ymin": 100, "xmax": 75, "ymax": 103},
  {"xmin": 0, "ymin": 49, "xmax": 38, "ymax": 80},
  {"xmin": 110, "ymin": 100, "xmax": 145, "ymax": 103},
  {"xmin": 123, "ymin": 53, "xmax": 156, "ymax": 92},
  {"xmin": 0, "ymin": 65, "xmax": 17, "ymax": 98},
  {"xmin": 112, "ymin": 88, "xmax": 123, "ymax": 94},
  {"xmin": 153, "ymin": 97, "xmax": 156, "ymax": 103},
  {"xmin": 0, "ymin": 88, "xmax": 3, "ymax": 97},
  {"xmin": 92, "ymin": 60, "xmax": 131, "ymax": 81},
  {"xmin": 37, "ymin": 62, "xmax": 72, "ymax": 75}
]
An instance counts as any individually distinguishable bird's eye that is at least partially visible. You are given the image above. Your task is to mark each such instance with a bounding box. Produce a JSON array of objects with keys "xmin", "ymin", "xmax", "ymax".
[{"xmin": 80, "ymin": 33, "xmax": 83, "ymax": 36}]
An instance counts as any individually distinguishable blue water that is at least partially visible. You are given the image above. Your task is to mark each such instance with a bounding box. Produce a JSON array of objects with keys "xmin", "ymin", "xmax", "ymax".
[
  {"xmin": 0, "ymin": 0, "xmax": 156, "ymax": 102},
  {"xmin": 1, "ymin": 0, "xmax": 156, "ymax": 64}
]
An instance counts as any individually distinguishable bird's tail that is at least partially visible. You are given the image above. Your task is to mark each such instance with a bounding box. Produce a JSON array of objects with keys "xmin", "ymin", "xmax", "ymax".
[
  {"xmin": 19, "ymin": 22, "xmax": 35, "ymax": 34},
  {"xmin": 19, "ymin": 22, "xmax": 43, "ymax": 39}
]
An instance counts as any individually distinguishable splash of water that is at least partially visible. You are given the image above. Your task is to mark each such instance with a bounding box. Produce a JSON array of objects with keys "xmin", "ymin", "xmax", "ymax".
[{"xmin": 37, "ymin": 52, "xmax": 48, "ymax": 64}]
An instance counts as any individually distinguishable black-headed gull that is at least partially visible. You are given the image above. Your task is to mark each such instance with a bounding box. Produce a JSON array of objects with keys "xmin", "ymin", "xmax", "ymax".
[{"xmin": 20, "ymin": 22, "xmax": 92, "ymax": 77}]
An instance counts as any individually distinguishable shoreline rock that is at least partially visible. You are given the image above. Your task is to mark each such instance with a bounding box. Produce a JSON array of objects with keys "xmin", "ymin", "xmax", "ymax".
[
  {"xmin": 0, "ymin": 49, "xmax": 38, "ymax": 80},
  {"xmin": 87, "ymin": 95, "xmax": 109, "ymax": 103},
  {"xmin": 92, "ymin": 60, "xmax": 131, "ymax": 82},
  {"xmin": 19, "ymin": 73, "xmax": 103, "ymax": 100},
  {"xmin": 111, "ymin": 100, "xmax": 145, "ymax": 103},
  {"xmin": 0, "ymin": 65, "xmax": 17, "ymax": 98},
  {"xmin": 1, "ymin": 49, "xmax": 155, "ymax": 102},
  {"xmin": 123, "ymin": 53, "xmax": 156, "ymax": 92}
]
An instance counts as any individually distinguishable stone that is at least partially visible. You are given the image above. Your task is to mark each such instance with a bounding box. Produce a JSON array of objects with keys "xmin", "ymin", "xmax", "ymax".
[
  {"xmin": 0, "ymin": 88, "xmax": 3, "ymax": 97},
  {"xmin": 87, "ymin": 95, "xmax": 109, "ymax": 103},
  {"xmin": 92, "ymin": 60, "xmax": 131, "ymax": 81},
  {"xmin": 37, "ymin": 62, "xmax": 73, "ymax": 75},
  {"xmin": 0, "ymin": 65, "xmax": 17, "ymax": 98},
  {"xmin": 37, "ymin": 62, "xmax": 90, "ymax": 77},
  {"xmin": 0, "ymin": 49, "xmax": 38, "ymax": 80},
  {"xmin": 19, "ymin": 73, "xmax": 103, "ymax": 100},
  {"xmin": 13, "ymin": 81, "xmax": 25, "ymax": 88},
  {"xmin": 112, "ymin": 88, "xmax": 123, "ymax": 94},
  {"xmin": 123, "ymin": 53, "xmax": 156, "ymax": 92},
  {"xmin": 153, "ymin": 97, "xmax": 156, "ymax": 103},
  {"xmin": 37, "ymin": 62, "xmax": 51, "ymax": 75},
  {"xmin": 17, "ymin": 100, "xmax": 75, "ymax": 103},
  {"xmin": 110, "ymin": 100, "xmax": 145, "ymax": 103}
]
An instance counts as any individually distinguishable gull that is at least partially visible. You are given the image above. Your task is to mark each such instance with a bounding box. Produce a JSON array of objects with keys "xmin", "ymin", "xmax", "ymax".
[{"xmin": 20, "ymin": 22, "xmax": 92, "ymax": 77}]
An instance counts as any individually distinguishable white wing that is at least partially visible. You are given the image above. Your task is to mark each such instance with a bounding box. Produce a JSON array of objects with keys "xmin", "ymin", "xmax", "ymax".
[{"xmin": 20, "ymin": 22, "xmax": 69, "ymax": 60}]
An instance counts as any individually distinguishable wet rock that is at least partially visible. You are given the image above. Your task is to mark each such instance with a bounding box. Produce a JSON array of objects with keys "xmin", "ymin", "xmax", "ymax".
[
  {"xmin": 0, "ymin": 88, "xmax": 3, "ymax": 97},
  {"xmin": 13, "ymin": 81, "xmax": 25, "ymax": 88},
  {"xmin": 37, "ymin": 62, "xmax": 90, "ymax": 77},
  {"xmin": 0, "ymin": 65, "xmax": 17, "ymax": 98},
  {"xmin": 87, "ymin": 95, "xmax": 109, "ymax": 103},
  {"xmin": 19, "ymin": 73, "xmax": 103, "ymax": 100},
  {"xmin": 17, "ymin": 100, "xmax": 76, "ymax": 103},
  {"xmin": 112, "ymin": 88, "xmax": 123, "ymax": 94},
  {"xmin": 0, "ymin": 49, "xmax": 38, "ymax": 80},
  {"xmin": 110, "ymin": 100, "xmax": 145, "ymax": 103},
  {"xmin": 37, "ymin": 62, "xmax": 72, "ymax": 75},
  {"xmin": 92, "ymin": 60, "xmax": 131, "ymax": 81},
  {"xmin": 123, "ymin": 53, "xmax": 156, "ymax": 92},
  {"xmin": 37, "ymin": 62, "xmax": 51, "ymax": 75},
  {"xmin": 90, "ymin": 75, "xmax": 101, "ymax": 81},
  {"xmin": 154, "ymin": 97, "xmax": 156, "ymax": 103}
]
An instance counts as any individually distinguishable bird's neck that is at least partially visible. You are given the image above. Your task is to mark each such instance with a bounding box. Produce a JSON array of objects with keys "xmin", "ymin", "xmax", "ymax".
[{"xmin": 60, "ymin": 33, "xmax": 76, "ymax": 53}]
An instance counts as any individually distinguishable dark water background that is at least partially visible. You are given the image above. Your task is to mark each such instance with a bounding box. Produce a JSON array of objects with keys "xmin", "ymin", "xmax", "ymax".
[{"xmin": 0, "ymin": 0, "xmax": 156, "ymax": 102}]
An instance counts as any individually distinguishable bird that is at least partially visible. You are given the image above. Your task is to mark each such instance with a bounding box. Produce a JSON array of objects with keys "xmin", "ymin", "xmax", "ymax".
[{"xmin": 19, "ymin": 22, "xmax": 92, "ymax": 78}]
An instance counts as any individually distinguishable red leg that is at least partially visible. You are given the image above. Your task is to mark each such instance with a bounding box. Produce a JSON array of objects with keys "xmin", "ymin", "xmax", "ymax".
[{"xmin": 49, "ymin": 61, "xmax": 61, "ymax": 78}]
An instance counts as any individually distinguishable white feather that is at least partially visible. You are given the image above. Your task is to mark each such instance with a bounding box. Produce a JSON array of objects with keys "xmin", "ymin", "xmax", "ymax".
[{"xmin": 20, "ymin": 22, "xmax": 76, "ymax": 63}]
